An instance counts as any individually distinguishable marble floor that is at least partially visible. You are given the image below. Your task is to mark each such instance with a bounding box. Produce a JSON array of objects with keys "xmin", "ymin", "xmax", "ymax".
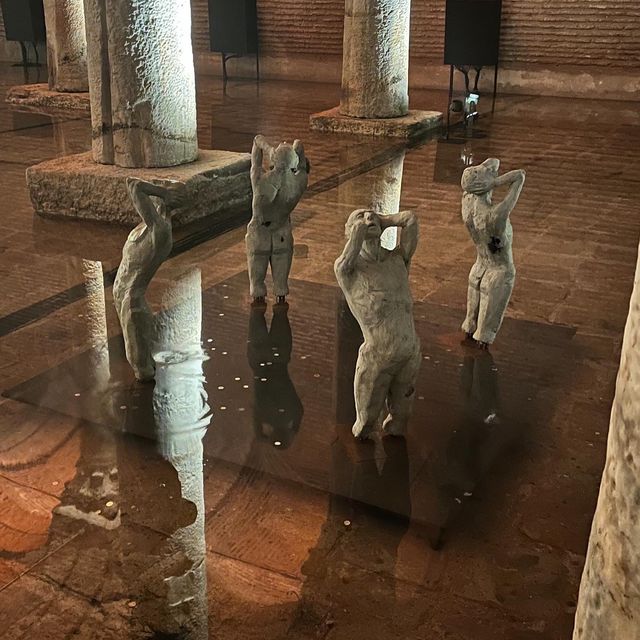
[{"xmin": 0, "ymin": 63, "xmax": 639, "ymax": 639}]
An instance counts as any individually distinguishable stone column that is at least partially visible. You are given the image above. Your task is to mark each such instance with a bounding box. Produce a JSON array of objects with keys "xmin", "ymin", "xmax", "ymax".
[
  {"xmin": 83, "ymin": 0, "xmax": 198, "ymax": 168},
  {"xmin": 573, "ymin": 244, "xmax": 640, "ymax": 639},
  {"xmin": 341, "ymin": 0, "xmax": 410, "ymax": 119},
  {"xmin": 43, "ymin": 0, "xmax": 88, "ymax": 93},
  {"xmin": 310, "ymin": 0, "xmax": 441, "ymax": 137},
  {"xmin": 338, "ymin": 149, "xmax": 406, "ymax": 249}
]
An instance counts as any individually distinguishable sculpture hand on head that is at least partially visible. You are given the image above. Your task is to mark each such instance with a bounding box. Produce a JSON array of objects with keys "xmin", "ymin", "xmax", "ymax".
[
  {"xmin": 345, "ymin": 208, "xmax": 383, "ymax": 240},
  {"xmin": 271, "ymin": 143, "xmax": 300, "ymax": 175},
  {"xmin": 461, "ymin": 157, "xmax": 500, "ymax": 195}
]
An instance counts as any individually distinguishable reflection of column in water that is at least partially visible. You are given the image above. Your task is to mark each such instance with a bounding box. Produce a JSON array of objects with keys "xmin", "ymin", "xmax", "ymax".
[
  {"xmin": 153, "ymin": 267, "xmax": 211, "ymax": 640},
  {"xmin": 82, "ymin": 259, "xmax": 111, "ymax": 388},
  {"xmin": 247, "ymin": 305, "xmax": 303, "ymax": 448},
  {"xmin": 338, "ymin": 150, "xmax": 406, "ymax": 250}
]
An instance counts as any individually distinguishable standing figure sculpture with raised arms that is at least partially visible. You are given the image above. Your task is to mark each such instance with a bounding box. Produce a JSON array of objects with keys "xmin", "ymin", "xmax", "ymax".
[
  {"xmin": 113, "ymin": 177, "xmax": 184, "ymax": 382},
  {"xmin": 461, "ymin": 158, "xmax": 526, "ymax": 348},
  {"xmin": 246, "ymin": 134, "xmax": 310, "ymax": 305},
  {"xmin": 335, "ymin": 209, "xmax": 421, "ymax": 441}
]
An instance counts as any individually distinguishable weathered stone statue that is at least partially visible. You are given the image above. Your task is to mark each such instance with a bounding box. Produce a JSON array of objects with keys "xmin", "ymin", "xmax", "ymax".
[
  {"xmin": 461, "ymin": 158, "xmax": 526, "ymax": 347},
  {"xmin": 335, "ymin": 209, "xmax": 421, "ymax": 440},
  {"xmin": 113, "ymin": 177, "xmax": 184, "ymax": 382},
  {"xmin": 246, "ymin": 135, "xmax": 310, "ymax": 304}
]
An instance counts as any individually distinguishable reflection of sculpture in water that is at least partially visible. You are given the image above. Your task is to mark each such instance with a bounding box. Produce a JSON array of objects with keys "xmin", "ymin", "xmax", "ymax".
[
  {"xmin": 461, "ymin": 158, "xmax": 526, "ymax": 347},
  {"xmin": 430, "ymin": 351, "xmax": 524, "ymax": 547},
  {"xmin": 246, "ymin": 134, "xmax": 310, "ymax": 304},
  {"xmin": 113, "ymin": 177, "xmax": 185, "ymax": 381},
  {"xmin": 247, "ymin": 304, "xmax": 303, "ymax": 448},
  {"xmin": 335, "ymin": 209, "xmax": 421, "ymax": 440},
  {"xmin": 292, "ymin": 434, "xmax": 411, "ymax": 634}
]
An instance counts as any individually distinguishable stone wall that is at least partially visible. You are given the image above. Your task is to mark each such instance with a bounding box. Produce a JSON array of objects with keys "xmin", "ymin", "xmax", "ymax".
[{"xmin": 1, "ymin": 1, "xmax": 639, "ymax": 99}]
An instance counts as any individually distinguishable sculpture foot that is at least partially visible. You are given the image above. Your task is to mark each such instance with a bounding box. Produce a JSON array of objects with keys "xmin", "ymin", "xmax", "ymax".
[
  {"xmin": 275, "ymin": 295, "xmax": 287, "ymax": 305},
  {"xmin": 134, "ymin": 367, "xmax": 155, "ymax": 383},
  {"xmin": 478, "ymin": 341, "xmax": 490, "ymax": 350},
  {"xmin": 462, "ymin": 331, "xmax": 476, "ymax": 343},
  {"xmin": 382, "ymin": 417, "xmax": 407, "ymax": 438},
  {"xmin": 352, "ymin": 422, "xmax": 376, "ymax": 442},
  {"xmin": 251, "ymin": 296, "xmax": 267, "ymax": 307}
]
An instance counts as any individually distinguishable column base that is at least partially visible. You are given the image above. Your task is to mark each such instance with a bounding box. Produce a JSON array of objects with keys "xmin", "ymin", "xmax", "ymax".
[
  {"xmin": 310, "ymin": 106, "xmax": 442, "ymax": 138},
  {"xmin": 7, "ymin": 83, "xmax": 91, "ymax": 112},
  {"xmin": 27, "ymin": 150, "xmax": 252, "ymax": 227}
]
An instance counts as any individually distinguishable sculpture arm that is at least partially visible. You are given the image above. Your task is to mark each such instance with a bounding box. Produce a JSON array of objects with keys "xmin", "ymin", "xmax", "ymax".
[
  {"xmin": 293, "ymin": 139, "xmax": 311, "ymax": 175},
  {"xmin": 251, "ymin": 135, "xmax": 275, "ymax": 187},
  {"xmin": 126, "ymin": 177, "xmax": 165, "ymax": 227},
  {"xmin": 335, "ymin": 222, "xmax": 367, "ymax": 276},
  {"xmin": 380, "ymin": 210, "xmax": 418, "ymax": 265},
  {"xmin": 492, "ymin": 170, "xmax": 526, "ymax": 221}
]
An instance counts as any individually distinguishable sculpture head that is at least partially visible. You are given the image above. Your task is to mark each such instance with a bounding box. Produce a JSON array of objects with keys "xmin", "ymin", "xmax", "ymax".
[
  {"xmin": 461, "ymin": 158, "xmax": 500, "ymax": 195},
  {"xmin": 345, "ymin": 209, "xmax": 384, "ymax": 261},
  {"xmin": 345, "ymin": 209, "xmax": 383, "ymax": 239},
  {"xmin": 271, "ymin": 143, "xmax": 300, "ymax": 174}
]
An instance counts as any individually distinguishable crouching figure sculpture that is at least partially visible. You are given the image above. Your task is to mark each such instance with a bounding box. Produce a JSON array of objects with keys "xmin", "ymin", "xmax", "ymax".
[
  {"xmin": 246, "ymin": 134, "xmax": 310, "ymax": 304},
  {"xmin": 461, "ymin": 158, "xmax": 526, "ymax": 347},
  {"xmin": 113, "ymin": 177, "xmax": 184, "ymax": 382},
  {"xmin": 335, "ymin": 209, "xmax": 421, "ymax": 441}
]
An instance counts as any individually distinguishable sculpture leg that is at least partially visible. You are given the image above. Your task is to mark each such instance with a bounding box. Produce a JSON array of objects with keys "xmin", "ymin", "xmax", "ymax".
[
  {"xmin": 270, "ymin": 225, "xmax": 294, "ymax": 301},
  {"xmin": 352, "ymin": 345, "xmax": 392, "ymax": 441},
  {"xmin": 247, "ymin": 251, "xmax": 270, "ymax": 300},
  {"xmin": 270, "ymin": 249, "xmax": 293, "ymax": 300},
  {"xmin": 246, "ymin": 223, "xmax": 270, "ymax": 301},
  {"xmin": 473, "ymin": 268, "xmax": 515, "ymax": 345},
  {"xmin": 462, "ymin": 260, "xmax": 484, "ymax": 337},
  {"xmin": 116, "ymin": 295, "xmax": 156, "ymax": 382},
  {"xmin": 382, "ymin": 347, "xmax": 421, "ymax": 437}
]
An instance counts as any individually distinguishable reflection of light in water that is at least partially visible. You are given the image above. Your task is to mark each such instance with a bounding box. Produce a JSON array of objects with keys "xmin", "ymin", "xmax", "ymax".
[{"xmin": 152, "ymin": 268, "xmax": 210, "ymax": 640}]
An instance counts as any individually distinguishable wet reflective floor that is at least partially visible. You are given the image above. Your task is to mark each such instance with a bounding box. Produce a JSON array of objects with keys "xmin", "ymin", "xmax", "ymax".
[{"xmin": 1, "ymin": 64, "xmax": 640, "ymax": 639}]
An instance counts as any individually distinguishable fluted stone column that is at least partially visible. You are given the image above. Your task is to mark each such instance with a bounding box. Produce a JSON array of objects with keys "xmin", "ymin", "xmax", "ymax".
[
  {"xmin": 43, "ymin": 0, "xmax": 88, "ymax": 93},
  {"xmin": 573, "ymin": 244, "xmax": 640, "ymax": 640},
  {"xmin": 341, "ymin": 0, "xmax": 410, "ymax": 119},
  {"xmin": 83, "ymin": 0, "xmax": 198, "ymax": 168}
]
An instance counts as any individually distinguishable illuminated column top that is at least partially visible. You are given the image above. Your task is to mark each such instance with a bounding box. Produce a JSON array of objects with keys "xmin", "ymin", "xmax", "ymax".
[
  {"xmin": 83, "ymin": 0, "xmax": 198, "ymax": 168},
  {"xmin": 340, "ymin": 0, "xmax": 411, "ymax": 119}
]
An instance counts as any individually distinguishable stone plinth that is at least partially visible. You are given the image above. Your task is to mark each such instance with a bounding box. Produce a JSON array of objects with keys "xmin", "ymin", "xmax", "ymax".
[
  {"xmin": 27, "ymin": 150, "xmax": 251, "ymax": 227},
  {"xmin": 7, "ymin": 83, "xmax": 90, "ymax": 113},
  {"xmin": 310, "ymin": 107, "xmax": 442, "ymax": 138}
]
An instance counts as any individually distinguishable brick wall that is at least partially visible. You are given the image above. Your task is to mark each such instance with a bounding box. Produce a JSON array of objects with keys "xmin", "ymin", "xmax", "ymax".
[
  {"xmin": 2, "ymin": 2, "xmax": 638, "ymax": 99},
  {"xmin": 192, "ymin": 0, "xmax": 640, "ymax": 99}
]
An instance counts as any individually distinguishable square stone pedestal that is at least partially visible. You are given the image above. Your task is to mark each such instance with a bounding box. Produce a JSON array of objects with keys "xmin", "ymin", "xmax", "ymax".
[
  {"xmin": 27, "ymin": 150, "xmax": 252, "ymax": 227},
  {"xmin": 310, "ymin": 107, "xmax": 443, "ymax": 138},
  {"xmin": 7, "ymin": 83, "xmax": 91, "ymax": 113}
]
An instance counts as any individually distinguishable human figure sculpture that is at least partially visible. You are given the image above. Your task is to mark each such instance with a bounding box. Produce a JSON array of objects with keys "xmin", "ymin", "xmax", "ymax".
[
  {"xmin": 113, "ymin": 177, "xmax": 185, "ymax": 382},
  {"xmin": 335, "ymin": 209, "xmax": 421, "ymax": 441},
  {"xmin": 246, "ymin": 134, "xmax": 310, "ymax": 304},
  {"xmin": 460, "ymin": 158, "xmax": 526, "ymax": 348}
]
